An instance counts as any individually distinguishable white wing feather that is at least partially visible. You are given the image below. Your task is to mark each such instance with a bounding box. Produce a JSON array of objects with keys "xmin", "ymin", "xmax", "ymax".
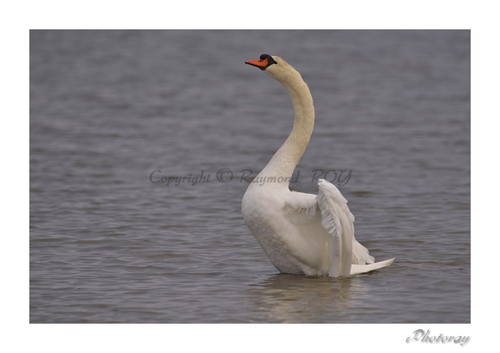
[
  {"xmin": 316, "ymin": 179, "xmax": 353, "ymax": 277},
  {"xmin": 282, "ymin": 191, "xmax": 319, "ymax": 224},
  {"xmin": 282, "ymin": 179, "xmax": 385, "ymax": 277}
]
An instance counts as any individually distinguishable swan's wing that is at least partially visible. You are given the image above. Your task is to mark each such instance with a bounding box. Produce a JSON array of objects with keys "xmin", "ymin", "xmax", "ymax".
[
  {"xmin": 282, "ymin": 180, "xmax": 354, "ymax": 277},
  {"xmin": 316, "ymin": 179, "xmax": 354, "ymax": 277},
  {"xmin": 282, "ymin": 191, "xmax": 320, "ymax": 224},
  {"xmin": 282, "ymin": 179, "xmax": 391, "ymax": 277},
  {"xmin": 317, "ymin": 180, "xmax": 395, "ymax": 276}
]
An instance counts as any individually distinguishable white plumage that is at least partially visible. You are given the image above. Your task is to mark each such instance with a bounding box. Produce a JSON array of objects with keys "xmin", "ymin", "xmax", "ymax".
[{"xmin": 241, "ymin": 54, "xmax": 394, "ymax": 277}]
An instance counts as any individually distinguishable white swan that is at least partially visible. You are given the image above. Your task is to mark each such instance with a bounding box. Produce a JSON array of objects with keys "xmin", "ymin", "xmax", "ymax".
[{"xmin": 241, "ymin": 54, "xmax": 394, "ymax": 277}]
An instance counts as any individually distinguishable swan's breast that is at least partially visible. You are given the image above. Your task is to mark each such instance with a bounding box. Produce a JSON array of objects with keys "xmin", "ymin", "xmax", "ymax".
[{"xmin": 241, "ymin": 186, "xmax": 307, "ymax": 274}]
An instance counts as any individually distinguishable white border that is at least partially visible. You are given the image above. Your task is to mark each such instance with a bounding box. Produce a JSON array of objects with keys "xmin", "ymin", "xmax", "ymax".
[{"xmin": 3, "ymin": 1, "xmax": 496, "ymax": 351}]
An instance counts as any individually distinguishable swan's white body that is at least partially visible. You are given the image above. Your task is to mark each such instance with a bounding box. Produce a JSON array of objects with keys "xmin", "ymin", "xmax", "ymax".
[{"xmin": 241, "ymin": 55, "xmax": 394, "ymax": 277}]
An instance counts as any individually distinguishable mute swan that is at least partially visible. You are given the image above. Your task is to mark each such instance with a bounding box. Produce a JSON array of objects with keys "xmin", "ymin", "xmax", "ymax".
[{"xmin": 241, "ymin": 54, "xmax": 394, "ymax": 277}]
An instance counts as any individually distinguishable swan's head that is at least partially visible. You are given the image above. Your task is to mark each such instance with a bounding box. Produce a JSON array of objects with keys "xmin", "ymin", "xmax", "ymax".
[
  {"xmin": 245, "ymin": 53, "xmax": 278, "ymax": 70},
  {"xmin": 245, "ymin": 54, "xmax": 299, "ymax": 83}
]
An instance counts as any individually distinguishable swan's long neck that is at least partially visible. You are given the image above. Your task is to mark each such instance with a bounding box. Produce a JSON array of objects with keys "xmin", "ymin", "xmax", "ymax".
[{"xmin": 259, "ymin": 71, "xmax": 315, "ymax": 185}]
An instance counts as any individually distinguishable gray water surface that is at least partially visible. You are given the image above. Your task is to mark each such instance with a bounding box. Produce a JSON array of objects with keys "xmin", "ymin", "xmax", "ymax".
[{"xmin": 30, "ymin": 30, "xmax": 470, "ymax": 323}]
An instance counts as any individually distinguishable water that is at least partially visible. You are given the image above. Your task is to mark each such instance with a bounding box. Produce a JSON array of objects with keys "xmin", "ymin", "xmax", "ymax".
[{"xmin": 30, "ymin": 30, "xmax": 470, "ymax": 323}]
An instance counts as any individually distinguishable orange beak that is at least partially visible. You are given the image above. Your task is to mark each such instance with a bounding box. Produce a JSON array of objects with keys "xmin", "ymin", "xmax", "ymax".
[{"xmin": 245, "ymin": 57, "xmax": 270, "ymax": 70}]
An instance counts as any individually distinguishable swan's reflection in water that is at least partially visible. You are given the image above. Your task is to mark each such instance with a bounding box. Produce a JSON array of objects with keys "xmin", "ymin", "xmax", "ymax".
[{"xmin": 245, "ymin": 273, "xmax": 372, "ymax": 322}]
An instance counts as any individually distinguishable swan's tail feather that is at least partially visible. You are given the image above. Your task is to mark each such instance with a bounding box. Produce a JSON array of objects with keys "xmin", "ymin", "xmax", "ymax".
[{"xmin": 349, "ymin": 258, "xmax": 395, "ymax": 276}]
